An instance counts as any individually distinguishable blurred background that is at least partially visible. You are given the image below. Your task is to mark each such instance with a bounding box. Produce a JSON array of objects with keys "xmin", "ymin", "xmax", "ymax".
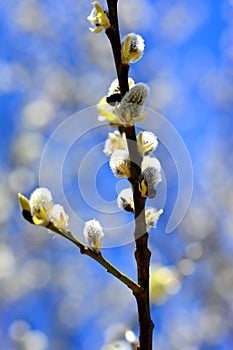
[{"xmin": 1, "ymin": 0, "xmax": 233, "ymax": 349}]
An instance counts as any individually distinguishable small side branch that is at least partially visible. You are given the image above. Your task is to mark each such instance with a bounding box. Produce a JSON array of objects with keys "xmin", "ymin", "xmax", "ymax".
[{"xmin": 48, "ymin": 223, "xmax": 143, "ymax": 295}]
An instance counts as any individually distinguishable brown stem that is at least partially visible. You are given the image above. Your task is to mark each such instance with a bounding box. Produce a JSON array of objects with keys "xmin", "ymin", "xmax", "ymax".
[
  {"xmin": 105, "ymin": 1, "xmax": 154, "ymax": 349},
  {"xmin": 105, "ymin": 0, "xmax": 129, "ymax": 96},
  {"xmin": 134, "ymin": 233, "xmax": 154, "ymax": 350}
]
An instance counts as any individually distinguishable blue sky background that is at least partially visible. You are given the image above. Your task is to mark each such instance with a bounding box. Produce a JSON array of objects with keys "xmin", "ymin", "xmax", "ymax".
[{"xmin": 1, "ymin": 0, "xmax": 233, "ymax": 349}]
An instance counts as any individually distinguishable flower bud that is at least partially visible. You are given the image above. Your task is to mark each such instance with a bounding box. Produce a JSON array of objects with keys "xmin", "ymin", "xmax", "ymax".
[
  {"xmin": 138, "ymin": 131, "xmax": 158, "ymax": 156},
  {"xmin": 141, "ymin": 157, "xmax": 162, "ymax": 198},
  {"xmin": 50, "ymin": 204, "xmax": 69, "ymax": 229},
  {"xmin": 145, "ymin": 207, "xmax": 163, "ymax": 231},
  {"xmin": 87, "ymin": 1, "xmax": 110, "ymax": 33},
  {"xmin": 118, "ymin": 83, "xmax": 149, "ymax": 124},
  {"xmin": 83, "ymin": 219, "xmax": 104, "ymax": 253},
  {"xmin": 121, "ymin": 33, "xmax": 145, "ymax": 64},
  {"xmin": 117, "ymin": 188, "xmax": 134, "ymax": 212},
  {"xmin": 109, "ymin": 150, "xmax": 130, "ymax": 178},
  {"xmin": 29, "ymin": 188, "xmax": 53, "ymax": 225},
  {"xmin": 103, "ymin": 131, "xmax": 127, "ymax": 156},
  {"xmin": 18, "ymin": 188, "xmax": 69, "ymax": 229}
]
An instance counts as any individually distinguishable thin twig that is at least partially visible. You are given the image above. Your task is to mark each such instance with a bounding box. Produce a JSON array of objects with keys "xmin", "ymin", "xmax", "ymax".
[{"xmin": 48, "ymin": 223, "xmax": 143, "ymax": 295}]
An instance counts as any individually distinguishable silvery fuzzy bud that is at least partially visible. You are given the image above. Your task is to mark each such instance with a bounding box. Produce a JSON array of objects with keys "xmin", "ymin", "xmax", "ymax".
[
  {"xmin": 141, "ymin": 157, "xmax": 162, "ymax": 198},
  {"xmin": 50, "ymin": 204, "xmax": 69, "ymax": 229},
  {"xmin": 137, "ymin": 131, "xmax": 158, "ymax": 156},
  {"xmin": 109, "ymin": 150, "xmax": 130, "ymax": 178},
  {"xmin": 145, "ymin": 207, "xmax": 163, "ymax": 231},
  {"xmin": 29, "ymin": 187, "xmax": 53, "ymax": 223},
  {"xmin": 103, "ymin": 131, "xmax": 127, "ymax": 156},
  {"xmin": 117, "ymin": 188, "xmax": 134, "ymax": 212},
  {"xmin": 118, "ymin": 83, "xmax": 149, "ymax": 124},
  {"xmin": 121, "ymin": 33, "xmax": 145, "ymax": 64},
  {"xmin": 87, "ymin": 1, "xmax": 110, "ymax": 34},
  {"xmin": 83, "ymin": 219, "xmax": 104, "ymax": 253}
]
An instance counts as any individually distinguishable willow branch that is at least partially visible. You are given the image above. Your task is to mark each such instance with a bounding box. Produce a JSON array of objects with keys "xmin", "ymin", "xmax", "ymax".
[
  {"xmin": 47, "ymin": 223, "xmax": 143, "ymax": 295},
  {"xmin": 105, "ymin": 1, "xmax": 154, "ymax": 349}
]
